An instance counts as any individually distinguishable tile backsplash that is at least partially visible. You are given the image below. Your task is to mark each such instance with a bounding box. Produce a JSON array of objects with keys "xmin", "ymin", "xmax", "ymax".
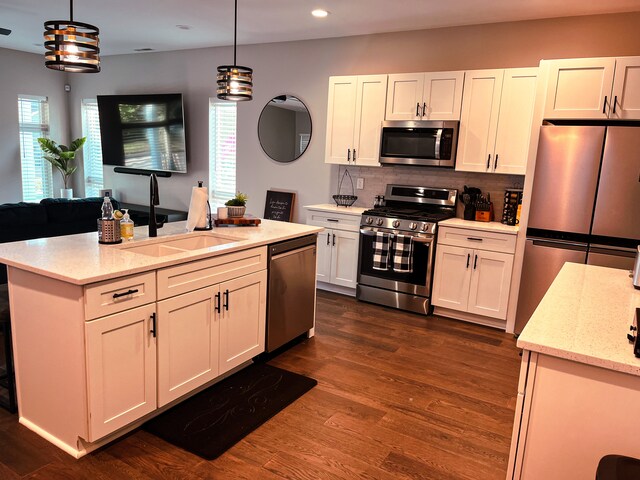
[{"xmin": 331, "ymin": 165, "xmax": 524, "ymax": 220}]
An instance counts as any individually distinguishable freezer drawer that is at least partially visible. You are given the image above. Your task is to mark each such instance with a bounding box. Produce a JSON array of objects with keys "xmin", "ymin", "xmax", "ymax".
[
  {"xmin": 587, "ymin": 246, "xmax": 636, "ymax": 271},
  {"xmin": 515, "ymin": 238, "xmax": 587, "ymax": 334}
]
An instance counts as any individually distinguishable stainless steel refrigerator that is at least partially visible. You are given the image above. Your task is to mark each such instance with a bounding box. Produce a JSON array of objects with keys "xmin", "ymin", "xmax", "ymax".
[{"xmin": 515, "ymin": 125, "xmax": 640, "ymax": 333}]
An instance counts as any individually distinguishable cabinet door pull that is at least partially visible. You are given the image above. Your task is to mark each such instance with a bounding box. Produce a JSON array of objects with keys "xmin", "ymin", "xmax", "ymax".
[
  {"xmin": 473, "ymin": 254, "xmax": 478, "ymax": 270},
  {"xmin": 486, "ymin": 154, "xmax": 491, "ymax": 169},
  {"xmin": 326, "ymin": 218, "xmax": 339, "ymax": 222},
  {"xmin": 353, "ymin": 149, "xmax": 356, "ymax": 164},
  {"xmin": 223, "ymin": 289, "xmax": 229, "ymax": 311},
  {"xmin": 327, "ymin": 232, "xmax": 331, "ymax": 245},
  {"xmin": 613, "ymin": 95, "xmax": 618, "ymax": 114},
  {"xmin": 603, "ymin": 96, "xmax": 608, "ymax": 115},
  {"xmin": 332, "ymin": 233, "xmax": 336, "ymax": 246},
  {"xmin": 494, "ymin": 154, "xmax": 499, "ymax": 169},
  {"xmin": 112, "ymin": 288, "xmax": 138, "ymax": 299},
  {"xmin": 150, "ymin": 312, "xmax": 157, "ymax": 338},
  {"xmin": 466, "ymin": 253, "xmax": 470, "ymax": 268},
  {"xmin": 347, "ymin": 148, "xmax": 351, "ymax": 163},
  {"xmin": 215, "ymin": 291, "xmax": 221, "ymax": 313},
  {"xmin": 422, "ymin": 102, "xmax": 427, "ymax": 117},
  {"xmin": 416, "ymin": 102, "xmax": 420, "ymax": 117},
  {"xmin": 467, "ymin": 237, "xmax": 483, "ymax": 242}
]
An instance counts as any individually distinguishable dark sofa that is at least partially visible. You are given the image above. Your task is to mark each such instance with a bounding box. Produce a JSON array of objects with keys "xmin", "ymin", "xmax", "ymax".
[{"xmin": 0, "ymin": 197, "xmax": 119, "ymax": 283}]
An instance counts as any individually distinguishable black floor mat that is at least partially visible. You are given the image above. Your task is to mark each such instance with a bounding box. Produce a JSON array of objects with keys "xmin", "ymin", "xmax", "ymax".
[{"xmin": 143, "ymin": 363, "xmax": 317, "ymax": 460}]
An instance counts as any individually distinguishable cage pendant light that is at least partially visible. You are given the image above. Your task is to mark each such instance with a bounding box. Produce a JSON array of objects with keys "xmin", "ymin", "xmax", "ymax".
[
  {"xmin": 217, "ymin": 0, "xmax": 252, "ymax": 101},
  {"xmin": 44, "ymin": 0, "xmax": 100, "ymax": 73}
]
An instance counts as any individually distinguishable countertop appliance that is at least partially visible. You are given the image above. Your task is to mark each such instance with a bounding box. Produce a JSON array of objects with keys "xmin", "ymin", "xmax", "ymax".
[
  {"xmin": 357, "ymin": 184, "xmax": 458, "ymax": 314},
  {"xmin": 515, "ymin": 124, "xmax": 640, "ymax": 333},
  {"xmin": 266, "ymin": 234, "xmax": 317, "ymax": 352},
  {"xmin": 379, "ymin": 120, "xmax": 458, "ymax": 167}
]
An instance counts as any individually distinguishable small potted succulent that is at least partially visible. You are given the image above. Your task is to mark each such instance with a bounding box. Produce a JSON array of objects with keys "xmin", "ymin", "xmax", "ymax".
[{"xmin": 225, "ymin": 191, "xmax": 248, "ymax": 217}]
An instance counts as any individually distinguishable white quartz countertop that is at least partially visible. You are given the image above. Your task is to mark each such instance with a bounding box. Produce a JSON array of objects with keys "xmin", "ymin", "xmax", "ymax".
[
  {"xmin": 518, "ymin": 263, "xmax": 640, "ymax": 375},
  {"xmin": 303, "ymin": 204, "xmax": 367, "ymax": 216},
  {"xmin": 0, "ymin": 220, "xmax": 322, "ymax": 285},
  {"xmin": 439, "ymin": 218, "xmax": 519, "ymax": 234}
]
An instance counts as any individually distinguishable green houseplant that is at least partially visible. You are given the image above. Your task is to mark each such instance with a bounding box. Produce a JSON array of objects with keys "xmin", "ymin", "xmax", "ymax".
[
  {"xmin": 225, "ymin": 192, "xmax": 248, "ymax": 217},
  {"xmin": 37, "ymin": 137, "xmax": 86, "ymax": 197}
]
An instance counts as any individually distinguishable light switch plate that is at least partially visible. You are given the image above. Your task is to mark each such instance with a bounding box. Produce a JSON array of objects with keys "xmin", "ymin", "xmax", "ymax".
[
  {"xmin": 99, "ymin": 188, "xmax": 113, "ymax": 198},
  {"xmin": 356, "ymin": 178, "xmax": 364, "ymax": 190}
]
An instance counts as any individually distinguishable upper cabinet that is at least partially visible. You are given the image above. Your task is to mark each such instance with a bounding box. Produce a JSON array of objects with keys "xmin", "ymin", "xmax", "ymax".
[
  {"xmin": 325, "ymin": 75, "xmax": 387, "ymax": 166},
  {"xmin": 385, "ymin": 71, "xmax": 465, "ymax": 120},
  {"xmin": 456, "ymin": 67, "xmax": 538, "ymax": 175},
  {"xmin": 544, "ymin": 56, "xmax": 640, "ymax": 119}
]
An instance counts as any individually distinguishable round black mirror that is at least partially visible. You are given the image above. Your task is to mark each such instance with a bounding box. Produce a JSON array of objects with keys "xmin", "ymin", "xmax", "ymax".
[{"xmin": 258, "ymin": 95, "xmax": 312, "ymax": 163}]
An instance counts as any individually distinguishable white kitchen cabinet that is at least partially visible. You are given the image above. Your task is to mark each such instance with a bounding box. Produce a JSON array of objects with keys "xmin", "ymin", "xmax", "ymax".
[
  {"xmin": 385, "ymin": 71, "xmax": 465, "ymax": 121},
  {"xmin": 85, "ymin": 303, "xmax": 157, "ymax": 442},
  {"xmin": 306, "ymin": 205, "xmax": 363, "ymax": 294},
  {"xmin": 156, "ymin": 286, "xmax": 219, "ymax": 407},
  {"xmin": 544, "ymin": 56, "xmax": 640, "ymax": 119},
  {"xmin": 432, "ymin": 224, "xmax": 516, "ymax": 326},
  {"xmin": 456, "ymin": 68, "xmax": 537, "ymax": 175},
  {"xmin": 325, "ymin": 74, "xmax": 387, "ymax": 166},
  {"xmin": 156, "ymin": 250, "xmax": 267, "ymax": 405}
]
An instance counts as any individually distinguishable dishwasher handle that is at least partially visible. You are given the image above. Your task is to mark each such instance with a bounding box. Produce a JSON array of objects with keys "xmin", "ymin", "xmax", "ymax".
[{"xmin": 271, "ymin": 244, "xmax": 316, "ymax": 261}]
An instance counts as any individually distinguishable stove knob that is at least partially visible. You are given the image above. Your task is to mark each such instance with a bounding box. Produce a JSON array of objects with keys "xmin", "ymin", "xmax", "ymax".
[
  {"xmin": 392, "ymin": 220, "xmax": 400, "ymax": 228},
  {"xmin": 409, "ymin": 222, "xmax": 418, "ymax": 230},
  {"xmin": 376, "ymin": 218, "xmax": 384, "ymax": 226},
  {"xmin": 366, "ymin": 217, "xmax": 373, "ymax": 225},
  {"xmin": 421, "ymin": 223, "xmax": 429, "ymax": 232}
]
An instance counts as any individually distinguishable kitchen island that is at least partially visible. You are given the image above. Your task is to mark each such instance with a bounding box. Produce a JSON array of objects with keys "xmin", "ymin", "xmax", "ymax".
[
  {"xmin": 507, "ymin": 262, "xmax": 640, "ymax": 479},
  {"xmin": 0, "ymin": 220, "xmax": 321, "ymax": 458}
]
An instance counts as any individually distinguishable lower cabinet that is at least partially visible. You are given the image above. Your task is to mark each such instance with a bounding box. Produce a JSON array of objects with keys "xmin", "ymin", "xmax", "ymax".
[
  {"xmin": 84, "ymin": 246, "xmax": 268, "ymax": 441},
  {"xmin": 306, "ymin": 206, "xmax": 363, "ymax": 293},
  {"xmin": 85, "ymin": 303, "xmax": 158, "ymax": 442},
  {"xmin": 156, "ymin": 270, "xmax": 267, "ymax": 407},
  {"xmin": 316, "ymin": 228, "xmax": 359, "ymax": 288},
  {"xmin": 432, "ymin": 224, "xmax": 516, "ymax": 324}
]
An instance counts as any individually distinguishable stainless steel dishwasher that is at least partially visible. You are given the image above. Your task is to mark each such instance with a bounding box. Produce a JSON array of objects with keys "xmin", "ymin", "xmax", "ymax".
[{"xmin": 266, "ymin": 234, "xmax": 317, "ymax": 352}]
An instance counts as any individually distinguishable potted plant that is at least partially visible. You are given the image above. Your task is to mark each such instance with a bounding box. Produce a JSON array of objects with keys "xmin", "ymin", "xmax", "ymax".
[
  {"xmin": 37, "ymin": 137, "xmax": 86, "ymax": 199},
  {"xmin": 225, "ymin": 191, "xmax": 248, "ymax": 217}
]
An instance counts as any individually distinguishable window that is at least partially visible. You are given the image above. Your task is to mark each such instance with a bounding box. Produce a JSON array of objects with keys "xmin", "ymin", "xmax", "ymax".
[
  {"xmin": 81, "ymin": 99, "xmax": 104, "ymax": 197},
  {"xmin": 18, "ymin": 95, "xmax": 52, "ymax": 202},
  {"xmin": 209, "ymin": 101, "xmax": 237, "ymax": 207}
]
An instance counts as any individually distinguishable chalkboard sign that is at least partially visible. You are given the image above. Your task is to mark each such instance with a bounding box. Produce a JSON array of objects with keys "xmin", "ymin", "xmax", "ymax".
[{"xmin": 264, "ymin": 190, "xmax": 295, "ymax": 222}]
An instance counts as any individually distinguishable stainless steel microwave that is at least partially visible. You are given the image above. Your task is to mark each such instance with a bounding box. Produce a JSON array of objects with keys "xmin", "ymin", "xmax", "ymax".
[{"xmin": 379, "ymin": 120, "xmax": 459, "ymax": 167}]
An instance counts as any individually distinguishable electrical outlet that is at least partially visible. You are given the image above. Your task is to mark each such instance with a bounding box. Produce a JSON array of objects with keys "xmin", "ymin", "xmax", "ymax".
[
  {"xmin": 99, "ymin": 188, "xmax": 113, "ymax": 198},
  {"xmin": 356, "ymin": 178, "xmax": 364, "ymax": 190}
]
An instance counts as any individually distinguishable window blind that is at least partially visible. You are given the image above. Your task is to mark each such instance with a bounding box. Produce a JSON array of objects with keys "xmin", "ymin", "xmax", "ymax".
[
  {"xmin": 209, "ymin": 101, "xmax": 237, "ymax": 207},
  {"xmin": 81, "ymin": 99, "xmax": 104, "ymax": 197},
  {"xmin": 18, "ymin": 95, "xmax": 52, "ymax": 202}
]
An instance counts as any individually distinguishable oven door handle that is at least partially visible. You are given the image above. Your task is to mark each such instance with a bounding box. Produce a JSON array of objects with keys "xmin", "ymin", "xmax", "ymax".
[{"xmin": 359, "ymin": 229, "xmax": 432, "ymax": 244}]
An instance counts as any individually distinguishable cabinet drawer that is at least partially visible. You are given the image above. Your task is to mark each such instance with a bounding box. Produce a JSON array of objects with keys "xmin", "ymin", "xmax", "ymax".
[
  {"xmin": 307, "ymin": 210, "xmax": 361, "ymax": 232},
  {"xmin": 157, "ymin": 246, "xmax": 267, "ymax": 299},
  {"xmin": 85, "ymin": 271, "xmax": 157, "ymax": 320},
  {"xmin": 438, "ymin": 226, "xmax": 516, "ymax": 254}
]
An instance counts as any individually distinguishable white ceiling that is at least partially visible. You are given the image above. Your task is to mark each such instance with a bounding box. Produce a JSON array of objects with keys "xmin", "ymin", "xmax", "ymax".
[{"xmin": 1, "ymin": 0, "xmax": 640, "ymax": 56}]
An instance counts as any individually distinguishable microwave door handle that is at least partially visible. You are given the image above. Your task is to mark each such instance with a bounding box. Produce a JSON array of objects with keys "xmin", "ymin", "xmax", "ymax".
[{"xmin": 434, "ymin": 129, "xmax": 442, "ymax": 160}]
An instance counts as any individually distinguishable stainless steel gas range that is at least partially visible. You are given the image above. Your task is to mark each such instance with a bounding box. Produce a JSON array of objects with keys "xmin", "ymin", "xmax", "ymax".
[{"xmin": 356, "ymin": 184, "xmax": 458, "ymax": 315}]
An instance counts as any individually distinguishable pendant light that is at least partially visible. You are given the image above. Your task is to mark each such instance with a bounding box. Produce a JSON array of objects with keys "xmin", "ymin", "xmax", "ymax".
[
  {"xmin": 217, "ymin": 0, "xmax": 252, "ymax": 101},
  {"xmin": 44, "ymin": 0, "xmax": 100, "ymax": 73}
]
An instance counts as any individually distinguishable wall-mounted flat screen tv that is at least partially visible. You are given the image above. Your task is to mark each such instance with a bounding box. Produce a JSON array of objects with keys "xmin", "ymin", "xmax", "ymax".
[{"xmin": 97, "ymin": 93, "xmax": 187, "ymax": 174}]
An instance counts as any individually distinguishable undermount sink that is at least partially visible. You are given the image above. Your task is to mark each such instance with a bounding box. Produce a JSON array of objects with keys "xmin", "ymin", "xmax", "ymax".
[{"xmin": 120, "ymin": 233, "xmax": 242, "ymax": 257}]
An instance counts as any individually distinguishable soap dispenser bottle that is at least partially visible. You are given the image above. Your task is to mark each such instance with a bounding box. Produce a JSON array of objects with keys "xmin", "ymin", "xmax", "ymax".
[{"xmin": 120, "ymin": 209, "xmax": 134, "ymax": 240}]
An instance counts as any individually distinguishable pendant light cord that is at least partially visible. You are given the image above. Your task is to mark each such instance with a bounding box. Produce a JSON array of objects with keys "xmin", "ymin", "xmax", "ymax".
[
  {"xmin": 233, "ymin": 0, "xmax": 237, "ymax": 66},
  {"xmin": 70, "ymin": 0, "xmax": 74, "ymax": 22}
]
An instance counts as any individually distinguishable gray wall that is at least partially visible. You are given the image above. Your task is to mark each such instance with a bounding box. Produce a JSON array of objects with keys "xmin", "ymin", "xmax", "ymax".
[
  {"xmin": 0, "ymin": 49, "xmax": 69, "ymax": 204},
  {"xmin": 3, "ymin": 11, "xmax": 640, "ymax": 221}
]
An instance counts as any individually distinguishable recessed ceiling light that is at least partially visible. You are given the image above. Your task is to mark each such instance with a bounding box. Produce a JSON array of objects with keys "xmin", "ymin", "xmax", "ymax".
[
  {"xmin": 311, "ymin": 9, "xmax": 329, "ymax": 18},
  {"xmin": 176, "ymin": 25, "xmax": 192, "ymax": 30}
]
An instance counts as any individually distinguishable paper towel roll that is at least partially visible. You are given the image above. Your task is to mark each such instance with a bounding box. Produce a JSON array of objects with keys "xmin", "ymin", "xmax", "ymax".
[{"xmin": 186, "ymin": 186, "xmax": 209, "ymax": 232}]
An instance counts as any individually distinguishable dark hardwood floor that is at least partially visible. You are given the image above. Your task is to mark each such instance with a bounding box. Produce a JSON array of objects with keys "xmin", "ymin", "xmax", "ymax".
[{"xmin": 0, "ymin": 291, "xmax": 521, "ymax": 479}]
